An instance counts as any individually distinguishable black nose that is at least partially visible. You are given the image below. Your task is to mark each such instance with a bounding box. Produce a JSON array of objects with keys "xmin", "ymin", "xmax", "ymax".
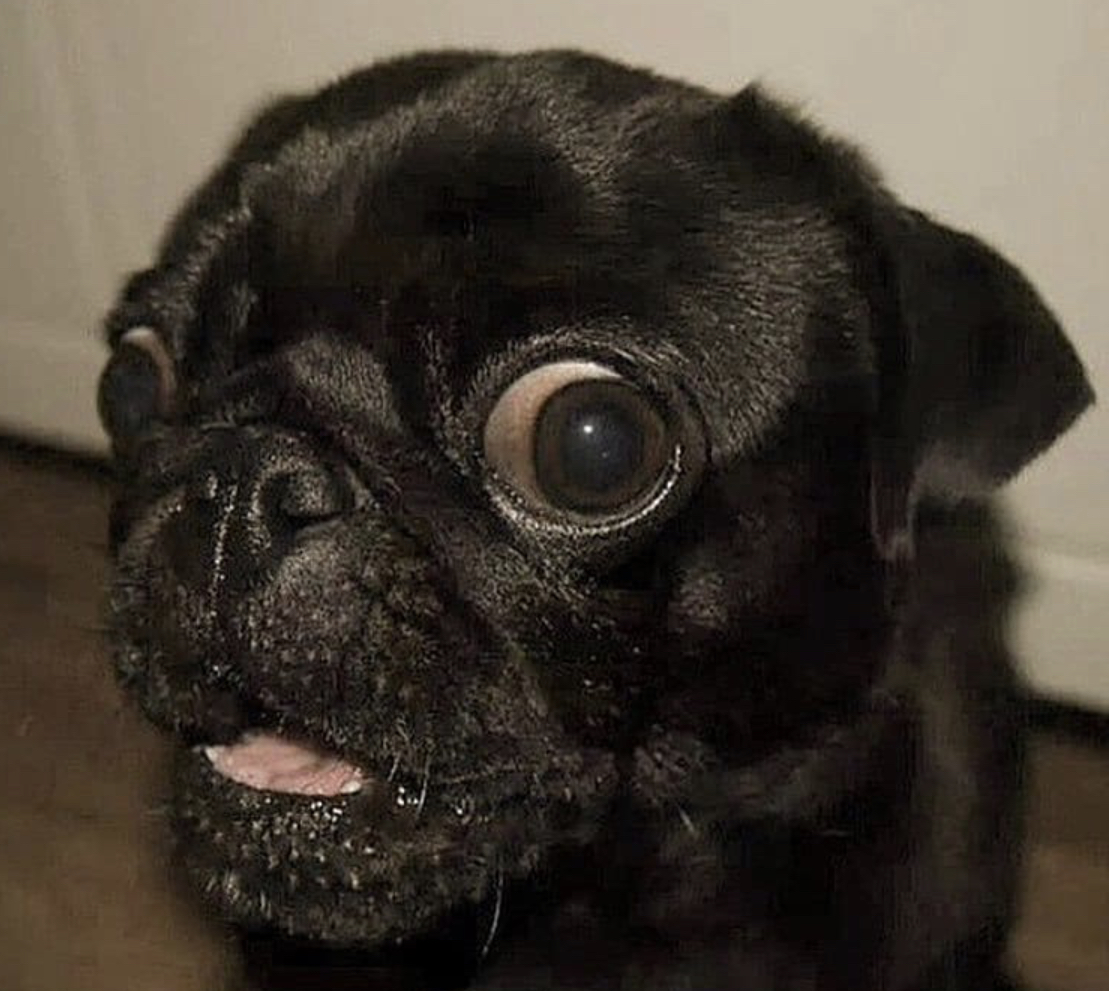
[{"xmin": 164, "ymin": 430, "xmax": 354, "ymax": 593}]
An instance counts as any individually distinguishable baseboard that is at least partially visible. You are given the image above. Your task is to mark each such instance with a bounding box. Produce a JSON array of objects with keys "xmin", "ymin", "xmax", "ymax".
[
  {"xmin": 1021, "ymin": 694, "xmax": 1109, "ymax": 745},
  {"xmin": 0, "ymin": 432, "xmax": 110, "ymax": 476}
]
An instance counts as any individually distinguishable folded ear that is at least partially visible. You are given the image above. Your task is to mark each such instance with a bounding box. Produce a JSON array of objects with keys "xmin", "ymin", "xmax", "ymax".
[{"xmin": 869, "ymin": 208, "xmax": 1094, "ymax": 561}]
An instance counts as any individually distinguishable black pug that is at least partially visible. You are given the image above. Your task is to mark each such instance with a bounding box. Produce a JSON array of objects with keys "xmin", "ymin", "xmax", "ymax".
[{"xmin": 97, "ymin": 51, "xmax": 1093, "ymax": 990}]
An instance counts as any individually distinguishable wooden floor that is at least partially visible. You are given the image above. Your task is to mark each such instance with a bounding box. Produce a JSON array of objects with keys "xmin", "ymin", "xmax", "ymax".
[{"xmin": 0, "ymin": 446, "xmax": 1106, "ymax": 991}]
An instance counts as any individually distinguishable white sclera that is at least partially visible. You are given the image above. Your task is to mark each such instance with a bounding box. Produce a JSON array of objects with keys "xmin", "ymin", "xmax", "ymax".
[{"xmin": 118, "ymin": 326, "xmax": 177, "ymax": 414}]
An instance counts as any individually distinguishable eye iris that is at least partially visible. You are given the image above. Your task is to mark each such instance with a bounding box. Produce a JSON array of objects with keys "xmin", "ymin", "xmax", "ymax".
[
  {"xmin": 98, "ymin": 347, "xmax": 163, "ymax": 439},
  {"xmin": 534, "ymin": 381, "xmax": 666, "ymax": 511}
]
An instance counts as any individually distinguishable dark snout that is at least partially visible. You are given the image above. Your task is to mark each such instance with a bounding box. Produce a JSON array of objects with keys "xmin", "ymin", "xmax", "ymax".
[
  {"xmin": 162, "ymin": 429, "xmax": 359, "ymax": 597},
  {"xmin": 107, "ymin": 418, "xmax": 608, "ymax": 800}
]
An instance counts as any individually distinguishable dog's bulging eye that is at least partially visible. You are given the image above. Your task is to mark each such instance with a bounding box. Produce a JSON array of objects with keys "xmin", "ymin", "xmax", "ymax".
[
  {"xmin": 533, "ymin": 379, "xmax": 670, "ymax": 511},
  {"xmin": 97, "ymin": 327, "xmax": 177, "ymax": 441},
  {"xmin": 484, "ymin": 361, "xmax": 674, "ymax": 516}
]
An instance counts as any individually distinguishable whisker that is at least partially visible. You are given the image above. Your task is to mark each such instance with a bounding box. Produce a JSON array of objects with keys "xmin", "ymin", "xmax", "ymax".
[
  {"xmin": 415, "ymin": 752, "xmax": 432, "ymax": 818},
  {"xmin": 675, "ymin": 803, "xmax": 700, "ymax": 839},
  {"xmin": 438, "ymin": 765, "xmax": 526, "ymax": 785},
  {"xmin": 479, "ymin": 862, "xmax": 505, "ymax": 961}
]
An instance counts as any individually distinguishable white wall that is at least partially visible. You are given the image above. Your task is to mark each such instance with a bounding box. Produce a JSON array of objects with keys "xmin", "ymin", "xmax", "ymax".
[{"xmin": 1, "ymin": 0, "xmax": 1105, "ymax": 705}]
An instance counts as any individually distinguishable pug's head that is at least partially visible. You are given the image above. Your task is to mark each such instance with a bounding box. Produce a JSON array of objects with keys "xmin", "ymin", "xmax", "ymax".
[{"xmin": 97, "ymin": 51, "xmax": 1091, "ymax": 955}]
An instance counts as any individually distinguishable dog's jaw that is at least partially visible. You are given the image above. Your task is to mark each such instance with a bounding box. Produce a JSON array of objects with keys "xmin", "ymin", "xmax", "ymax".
[
  {"xmin": 173, "ymin": 727, "xmax": 619, "ymax": 948},
  {"xmin": 105, "ymin": 472, "xmax": 626, "ymax": 948}
]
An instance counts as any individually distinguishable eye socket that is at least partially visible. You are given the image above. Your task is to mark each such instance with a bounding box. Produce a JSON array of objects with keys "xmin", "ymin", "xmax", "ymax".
[
  {"xmin": 483, "ymin": 361, "xmax": 675, "ymax": 517},
  {"xmin": 97, "ymin": 327, "xmax": 177, "ymax": 441}
]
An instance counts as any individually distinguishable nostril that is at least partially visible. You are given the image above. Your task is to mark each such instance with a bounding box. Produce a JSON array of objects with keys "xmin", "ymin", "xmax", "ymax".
[
  {"xmin": 270, "ymin": 467, "xmax": 349, "ymax": 528},
  {"xmin": 186, "ymin": 470, "xmax": 221, "ymax": 504},
  {"xmin": 160, "ymin": 435, "xmax": 358, "ymax": 600}
]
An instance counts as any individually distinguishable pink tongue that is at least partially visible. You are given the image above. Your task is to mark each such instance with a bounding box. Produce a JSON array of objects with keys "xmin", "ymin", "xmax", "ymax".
[{"xmin": 204, "ymin": 732, "xmax": 366, "ymax": 796}]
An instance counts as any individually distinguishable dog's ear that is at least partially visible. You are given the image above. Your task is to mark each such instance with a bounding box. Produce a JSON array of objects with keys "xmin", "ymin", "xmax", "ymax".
[
  {"xmin": 868, "ymin": 207, "xmax": 1094, "ymax": 561},
  {"xmin": 703, "ymin": 86, "xmax": 1093, "ymax": 562}
]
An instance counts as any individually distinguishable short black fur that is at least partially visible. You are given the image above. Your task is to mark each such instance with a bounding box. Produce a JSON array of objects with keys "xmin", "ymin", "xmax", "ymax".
[{"xmin": 97, "ymin": 50, "xmax": 1093, "ymax": 990}]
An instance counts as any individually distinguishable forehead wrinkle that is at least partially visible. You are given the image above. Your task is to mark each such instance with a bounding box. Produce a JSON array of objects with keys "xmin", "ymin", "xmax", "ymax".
[
  {"xmin": 108, "ymin": 53, "xmax": 724, "ymax": 380},
  {"xmin": 226, "ymin": 59, "xmax": 868, "ymax": 469},
  {"xmin": 242, "ymin": 78, "xmax": 675, "ymax": 369},
  {"xmin": 245, "ymin": 55, "xmax": 714, "ymax": 271}
]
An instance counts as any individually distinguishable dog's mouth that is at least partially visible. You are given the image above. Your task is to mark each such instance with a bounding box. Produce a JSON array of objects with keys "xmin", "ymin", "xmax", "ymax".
[
  {"xmin": 202, "ymin": 731, "xmax": 369, "ymax": 797},
  {"xmin": 165, "ymin": 682, "xmax": 622, "ymax": 948}
]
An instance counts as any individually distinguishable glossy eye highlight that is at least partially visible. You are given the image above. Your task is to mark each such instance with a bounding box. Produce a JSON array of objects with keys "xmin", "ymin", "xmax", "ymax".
[{"xmin": 483, "ymin": 361, "xmax": 674, "ymax": 517}]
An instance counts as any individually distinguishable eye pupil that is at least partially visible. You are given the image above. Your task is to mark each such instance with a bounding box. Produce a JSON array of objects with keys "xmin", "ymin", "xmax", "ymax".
[
  {"xmin": 534, "ymin": 380, "xmax": 667, "ymax": 512},
  {"xmin": 556, "ymin": 402, "xmax": 644, "ymax": 497}
]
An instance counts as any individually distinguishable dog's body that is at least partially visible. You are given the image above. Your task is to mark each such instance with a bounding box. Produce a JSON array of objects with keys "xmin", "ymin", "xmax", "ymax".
[{"xmin": 97, "ymin": 52, "xmax": 1092, "ymax": 989}]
